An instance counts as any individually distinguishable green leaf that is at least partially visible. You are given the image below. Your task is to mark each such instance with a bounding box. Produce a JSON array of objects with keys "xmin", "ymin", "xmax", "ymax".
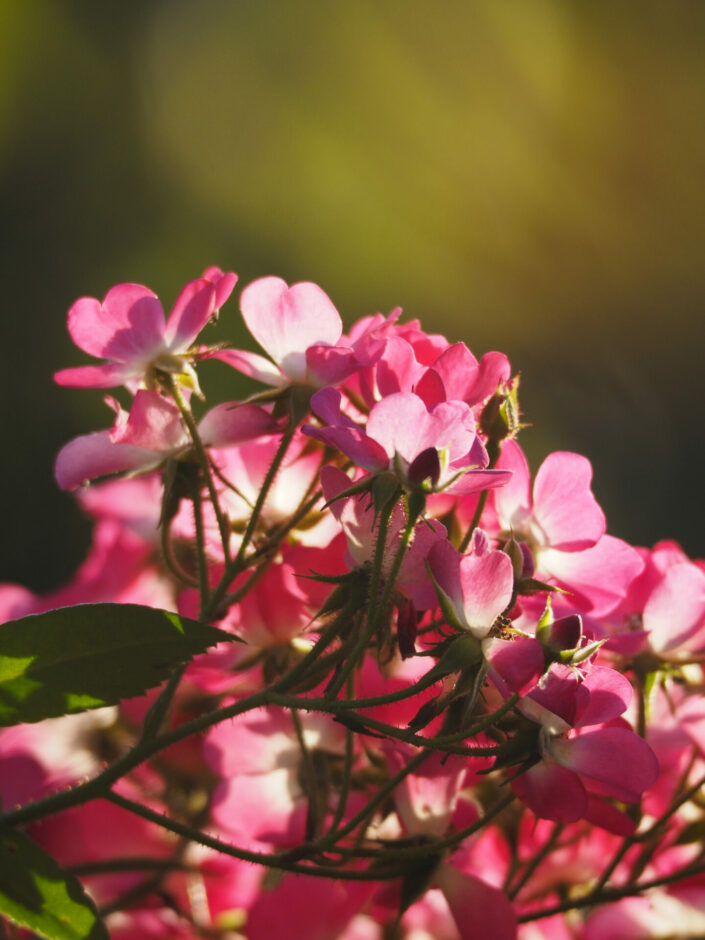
[
  {"xmin": 0, "ymin": 603, "xmax": 229, "ymax": 726},
  {"xmin": 0, "ymin": 827, "xmax": 108, "ymax": 939}
]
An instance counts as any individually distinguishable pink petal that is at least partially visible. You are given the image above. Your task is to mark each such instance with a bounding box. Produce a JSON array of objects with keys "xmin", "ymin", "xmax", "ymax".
[
  {"xmin": 214, "ymin": 347, "xmax": 288, "ymax": 386},
  {"xmin": 54, "ymin": 362, "xmax": 134, "ymax": 389},
  {"xmin": 304, "ymin": 423, "xmax": 390, "ymax": 473},
  {"xmin": 458, "ymin": 549, "xmax": 514, "ymax": 637},
  {"xmin": 69, "ymin": 284, "xmax": 165, "ymax": 361},
  {"xmin": 163, "ymin": 278, "xmax": 216, "ymax": 349},
  {"xmin": 306, "ymin": 344, "xmax": 358, "ymax": 386},
  {"xmin": 540, "ymin": 535, "xmax": 645, "ymax": 618},
  {"xmin": 240, "ymin": 277, "xmax": 342, "ymax": 381},
  {"xmin": 445, "ymin": 468, "xmax": 513, "ymax": 497},
  {"xmin": 583, "ymin": 794, "xmax": 637, "ymax": 835},
  {"xmin": 493, "ymin": 440, "xmax": 532, "ymax": 533},
  {"xmin": 427, "ymin": 540, "xmax": 465, "ymax": 624},
  {"xmin": 643, "ymin": 562, "xmax": 705, "ymax": 655},
  {"xmin": 202, "ymin": 266, "xmax": 238, "ymax": 309},
  {"xmin": 486, "ymin": 636, "xmax": 544, "ymax": 694},
  {"xmin": 550, "ymin": 728, "xmax": 659, "ymax": 802},
  {"xmin": 198, "ymin": 403, "xmax": 278, "ymax": 447},
  {"xmin": 436, "ymin": 865, "xmax": 517, "ymax": 940},
  {"xmin": 111, "ymin": 390, "xmax": 188, "ymax": 453},
  {"xmin": 532, "ymin": 452, "xmax": 605, "ymax": 551},
  {"xmin": 511, "ymin": 761, "xmax": 586, "ymax": 822},
  {"xmin": 55, "ymin": 432, "xmax": 157, "ymax": 491}
]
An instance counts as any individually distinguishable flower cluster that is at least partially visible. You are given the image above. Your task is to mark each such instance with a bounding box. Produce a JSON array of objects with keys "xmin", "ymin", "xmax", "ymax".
[{"xmin": 1, "ymin": 269, "xmax": 704, "ymax": 940}]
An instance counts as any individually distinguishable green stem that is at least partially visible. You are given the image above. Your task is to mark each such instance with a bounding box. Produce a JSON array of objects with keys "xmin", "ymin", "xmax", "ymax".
[
  {"xmin": 518, "ymin": 859, "xmax": 705, "ymax": 923},
  {"xmin": 104, "ymin": 791, "xmax": 410, "ymax": 882}
]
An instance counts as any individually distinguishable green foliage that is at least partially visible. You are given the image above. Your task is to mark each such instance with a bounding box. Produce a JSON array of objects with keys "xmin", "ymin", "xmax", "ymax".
[
  {"xmin": 0, "ymin": 603, "xmax": 229, "ymax": 726},
  {"xmin": 0, "ymin": 827, "xmax": 108, "ymax": 939}
]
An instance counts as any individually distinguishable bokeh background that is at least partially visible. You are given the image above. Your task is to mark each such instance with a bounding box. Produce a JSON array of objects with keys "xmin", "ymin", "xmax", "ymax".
[{"xmin": 2, "ymin": 0, "xmax": 704, "ymax": 593}]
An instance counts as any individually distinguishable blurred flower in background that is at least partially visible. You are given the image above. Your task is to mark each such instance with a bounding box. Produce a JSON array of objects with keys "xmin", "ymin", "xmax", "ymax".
[{"xmin": 2, "ymin": 0, "xmax": 704, "ymax": 590}]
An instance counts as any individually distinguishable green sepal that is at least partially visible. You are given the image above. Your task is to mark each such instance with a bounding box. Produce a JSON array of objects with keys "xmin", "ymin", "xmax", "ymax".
[
  {"xmin": 558, "ymin": 638, "xmax": 605, "ymax": 665},
  {"xmin": 534, "ymin": 596, "xmax": 554, "ymax": 644},
  {"xmin": 0, "ymin": 827, "xmax": 109, "ymax": 939}
]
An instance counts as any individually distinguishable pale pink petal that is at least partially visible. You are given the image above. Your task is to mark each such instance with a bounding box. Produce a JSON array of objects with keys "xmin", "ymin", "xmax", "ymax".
[
  {"xmin": 55, "ymin": 432, "xmax": 157, "ymax": 491},
  {"xmin": 532, "ymin": 452, "xmax": 605, "ymax": 551},
  {"xmin": 241, "ymin": 277, "xmax": 342, "ymax": 381},
  {"xmin": 511, "ymin": 761, "xmax": 586, "ymax": 822},
  {"xmin": 386, "ymin": 746, "xmax": 467, "ymax": 837},
  {"xmin": 397, "ymin": 519, "xmax": 448, "ymax": 609},
  {"xmin": 573, "ymin": 666, "xmax": 632, "ymax": 728},
  {"xmin": 677, "ymin": 695, "xmax": 705, "ymax": 755},
  {"xmin": 163, "ymin": 278, "xmax": 216, "ymax": 349},
  {"xmin": 213, "ymin": 347, "xmax": 288, "ymax": 386},
  {"xmin": 54, "ymin": 362, "xmax": 134, "ymax": 389},
  {"xmin": 198, "ymin": 403, "xmax": 278, "ymax": 447},
  {"xmin": 550, "ymin": 728, "xmax": 659, "ymax": 802},
  {"xmin": 436, "ymin": 865, "xmax": 517, "ymax": 940},
  {"xmin": 493, "ymin": 440, "xmax": 532, "ymax": 533},
  {"xmin": 540, "ymin": 536, "xmax": 645, "ymax": 618},
  {"xmin": 458, "ymin": 550, "xmax": 514, "ymax": 637},
  {"xmin": 366, "ymin": 392, "xmax": 434, "ymax": 461},
  {"xmin": 643, "ymin": 562, "xmax": 705, "ymax": 655}
]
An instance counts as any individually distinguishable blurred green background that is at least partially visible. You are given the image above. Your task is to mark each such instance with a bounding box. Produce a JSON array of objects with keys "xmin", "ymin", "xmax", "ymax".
[{"xmin": 3, "ymin": 0, "xmax": 704, "ymax": 592}]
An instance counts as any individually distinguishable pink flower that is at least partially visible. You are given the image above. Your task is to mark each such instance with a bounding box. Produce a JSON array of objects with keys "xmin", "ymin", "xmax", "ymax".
[
  {"xmin": 55, "ymin": 268, "xmax": 237, "ymax": 394},
  {"xmin": 55, "ymin": 389, "xmax": 277, "ymax": 490},
  {"xmin": 427, "ymin": 530, "xmax": 515, "ymax": 641},
  {"xmin": 215, "ymin": 276, "xmax": 363, "ymax": 387},
  {"xmin": 511, "ymin": 664, "xmax": 659, "ymax": 829},
  {"xmin": 492, "ymin": 441, "xmax": 643, "ymax": 616},
  {"xmin": 306, "ymin": 389, "xmax": 511, "ymax": 495}
]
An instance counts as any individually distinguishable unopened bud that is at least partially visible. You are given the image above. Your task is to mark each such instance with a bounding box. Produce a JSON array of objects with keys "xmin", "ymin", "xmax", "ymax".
[{"xmin": 479, "ymin": 375, "xmax": 522, "ymax": 444}]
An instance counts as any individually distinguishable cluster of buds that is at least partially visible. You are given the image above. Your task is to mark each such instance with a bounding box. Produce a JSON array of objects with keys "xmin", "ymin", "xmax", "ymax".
[{"xmin": 1, "ymin": 269, "xmax": 704, "ymax": 940}]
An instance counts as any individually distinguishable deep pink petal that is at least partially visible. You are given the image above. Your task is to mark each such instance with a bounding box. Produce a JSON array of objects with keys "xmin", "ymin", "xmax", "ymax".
[
  {"xmin": 309, "ymin": 387, "xmax": 360, "ymax": 430},
  {"xmin": 511, "ymin": 761, "xmax": 586, "ymax": 822},
  {"xmin": 111, "ymin": 390, "xmax": 188, "ymax": 453},
  {"xmin": 64, "ymin": 286, "xmax": 162, "ymax": 362},
  {"xmin": 574, "ymin": 666, "xmax": 632, "ymax": 728},
  {"xmin": 304, "ymin": 424, "xmax": 390, "ymax": 472},
  {"xmin": 55, "ymin": 432, "xmax": 157, "ymax": 490},
  {"xmin": 532, "ymin": 452, "xmax": 605, "ymax": 551},
  {"xmin": 54, "ymin": 362, "xmax": 134, "ymax": 389},
  {"xmin": 202, "ymin": 266, "xmax": 238, "ymax": 309},
  {"xmin": 163, "ymin": 278, "xmax": 216, "ymax": 349},
  {"xmin": 241, "ymin": 277, "xmax": 342, "ymax": 381},
  {"xmin": 583, "ymin": 794, "xmax": 637, "ymax": 835},
  {"xmin": 436, "ymin": 865, "xmax": 517, "ymax": 940},
  {"xmin": 550, "ymin": 728, "xmax": 659, "ymax": 802},
  {"xmin": 306, "ymin": 344, "xmax": 358, "ymax": 386},
  {"xmin": 486, "ymin": 636, "xmax": 544, "ymax": 694},
  {"xmin": 198, "ymin": 403, "xmax": 278, "ymax": 447}
]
